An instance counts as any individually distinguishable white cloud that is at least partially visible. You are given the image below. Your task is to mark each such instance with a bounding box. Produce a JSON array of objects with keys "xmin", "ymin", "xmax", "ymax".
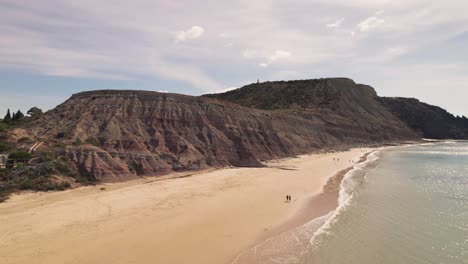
[
  {"xmin": 243, "ymin": 49, "xmax": 291, "ymax": 67},
  {"xmin": 2, "ymin": 0, "xmax": 468, "ymax": 115},
  {"xmin": 174, "ymin": 26, "xmax": 205, "ymax": 43},
  {"xmin": 269, "ymin": 50, "xmax": 291, "ymax": 61},
  {"xmin": 257, "ymin": 49, "xmax": 292, "ymax": 67},
  {"xmin": 327, "ymin": 18, "xmax": 345, "ymax": 28},
  {"xmin": 210, "ymin": 86, "xmax": 237, "ymax": 94},
  {"xmin": 358, "ymin": 16, "xmax": 385, "ymax": 32}
]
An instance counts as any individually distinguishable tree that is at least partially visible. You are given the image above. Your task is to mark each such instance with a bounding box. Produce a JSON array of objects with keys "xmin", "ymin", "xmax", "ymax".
[
  {"xmin": 3, "ymin": 109, "xmax": 11, "ymax": 123},
  {"xmin": 27, "ymin": 107, "xmax": 43, "ymax": 118},
  {"xmin": 14, "ymin": 110, "xmax": 24, "ymax": 121}
]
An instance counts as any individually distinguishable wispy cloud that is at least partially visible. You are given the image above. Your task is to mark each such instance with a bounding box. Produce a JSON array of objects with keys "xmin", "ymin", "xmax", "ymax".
[
  {"xmin": 174, "ymin": 26, "xmax": 205, "ymax": 43},
  {"xmin": 358, "ymin": 16, "xmax": 385, "ymax": 32},
  {"xmin": 0, "ymin": 0, "xmax": 468, "ymax": 116},
  {"xmin": 327, "ymin": 18, "xmax": 345, "ymax": 28},
  {"xmin": 243, "ymin": 49, "xmax": 291, "ymax": 67}
]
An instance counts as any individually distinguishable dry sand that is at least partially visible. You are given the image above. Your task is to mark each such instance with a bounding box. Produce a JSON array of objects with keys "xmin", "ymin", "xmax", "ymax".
[{"xmin": 0, "ymin": 148, "xmax": 371, "ymax": 264}]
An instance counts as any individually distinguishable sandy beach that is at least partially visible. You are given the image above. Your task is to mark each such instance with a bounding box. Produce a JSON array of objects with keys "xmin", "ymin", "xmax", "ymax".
[{"xmin": 0, "ymin": 148, "xmax": 371, "ymax": 264}]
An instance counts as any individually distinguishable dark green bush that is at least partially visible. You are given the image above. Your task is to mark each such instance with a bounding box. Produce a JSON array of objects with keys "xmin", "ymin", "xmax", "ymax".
[
  {"xmin": 0, "ymin": 123, "xmax": 9, "ymax": 132},
  {"xmin": 17, "ymin": 137, "xmax": 32, "ymax": 143},
  {"xmin": 85, "ymin": 137, "xmax": 100, "ymax": 146},
  {"xmin": 8, "ymin": 151, "xmax": 32, "ymax": 162},
  {"xmin": 0, "ymin": 142, "xmax": 11, "ymax": 152},
  {"xmin": 0, "ymin": 157, "xmax": 76, "ymax": 201},
  {"xmin": 56, "ymin": 132, "xmax": 66, "ymax": 138},
  {"xmin": 73, "ymin": 138, "xmax": 83, "ymax": 146}
]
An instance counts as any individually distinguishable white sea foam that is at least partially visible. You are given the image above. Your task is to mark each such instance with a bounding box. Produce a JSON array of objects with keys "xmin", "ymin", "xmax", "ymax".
[
  {"xmin": 308, "ymin": 149, "xmax": 381, "ymax": 247},
  {"xmin": 399, "ymin": 150, "xmax": 468, "ymax": 156},
  {"xmin": 231, "ymin": 149, "xmax": 384, "ymax": 264}
]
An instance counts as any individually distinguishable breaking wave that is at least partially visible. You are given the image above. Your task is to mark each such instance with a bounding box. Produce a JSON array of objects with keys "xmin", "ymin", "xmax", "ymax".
[{"xmin": 231, "ymin": 150, "xmax": 382, "ymax": 264}]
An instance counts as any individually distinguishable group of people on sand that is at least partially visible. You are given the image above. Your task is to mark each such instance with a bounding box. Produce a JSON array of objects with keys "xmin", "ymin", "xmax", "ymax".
[
  {"xmin": 334, "ymin": 157, "xmax": 356, "ymax": 164},
  {"xmin": 285, "ymin": 195, "xmax": 292, "ymax": 202}
]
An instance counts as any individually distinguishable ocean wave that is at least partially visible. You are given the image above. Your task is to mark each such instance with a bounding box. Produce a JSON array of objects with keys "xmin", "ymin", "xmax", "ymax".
[
  {"xmin": 399, "ymin": 150, "xmax": 468, "ymax": 156},
  {"xmin": 231, "ymin": 150, "xmax": 383, "ymax": 264},
  {"xmin": 309, "ymin": 150, "xmax": 381, "ymax": 248}
]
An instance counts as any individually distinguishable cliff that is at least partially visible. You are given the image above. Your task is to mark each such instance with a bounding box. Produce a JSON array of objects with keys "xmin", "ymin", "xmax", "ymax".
[
  {"xmin": 22, "ymin": 78, "xmax": 420, "ymax": 181},
  {"xmin": 379, "ymin": 97, "xmax": 468, "ymax": 139}
]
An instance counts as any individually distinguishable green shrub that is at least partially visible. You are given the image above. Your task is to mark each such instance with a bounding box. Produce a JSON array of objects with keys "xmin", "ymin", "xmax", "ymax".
[
  {"xmin": 0, "ymin": 123, "xmax": 9, "ymax": 132},
  {"xmin": 73, "ymin": 139, "xmax": 83, "ymax": 146},
  {"xmin": 17, "ymin": 137, "xmax": 31, "ymax": 143},
  {"xmin": 1, "ymin": 158, "xmax": 76, "ymax": 201},
  {"xmin": 8, "ymin": 151, "xmax": 32, "ymax": 162},
  {"xmin": 56, "ymin": 181, "xmax": 71, "ymax": 191},
  {"xmin": 0, "ymin": 142, "xmax": 11, "ymax": 152},
  {"xmin": 85, "ymin": 137, "xmax": 100, "ymax": 146},
  {"xmin": 56, "ymin": 132, "xmax": 66, "ymax": 138},
  {"xmin": 27, "ymin": 107, "xmax": 43, "ymax": 118}
]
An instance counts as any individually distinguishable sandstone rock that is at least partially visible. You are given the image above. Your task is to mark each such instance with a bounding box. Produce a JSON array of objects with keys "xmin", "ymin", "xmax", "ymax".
[{"xmin": 23, "ymin": 78, "xmax": 423, "ymax": 181}]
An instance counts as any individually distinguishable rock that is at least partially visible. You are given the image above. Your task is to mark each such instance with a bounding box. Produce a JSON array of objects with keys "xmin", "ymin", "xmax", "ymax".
[{"xmin": 21, "ymin": 78, "xmax": 463, "ymax": 181}]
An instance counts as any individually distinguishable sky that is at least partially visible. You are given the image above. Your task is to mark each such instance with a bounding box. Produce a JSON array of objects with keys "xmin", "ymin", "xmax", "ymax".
[{"xmin": 1, "ymin": 0, "xmax": 467, "ymax": 117}]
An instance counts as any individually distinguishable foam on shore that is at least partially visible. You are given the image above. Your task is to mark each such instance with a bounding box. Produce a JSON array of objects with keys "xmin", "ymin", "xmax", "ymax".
[{"xmin": 231, "ymin": 149, "xmax": 382, "ymax": 264}]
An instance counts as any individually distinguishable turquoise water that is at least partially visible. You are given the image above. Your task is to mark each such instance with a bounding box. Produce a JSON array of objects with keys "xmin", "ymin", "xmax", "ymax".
[{"xmin": 305, "ymin": 142, "xmax": 468, "ymax": 264}]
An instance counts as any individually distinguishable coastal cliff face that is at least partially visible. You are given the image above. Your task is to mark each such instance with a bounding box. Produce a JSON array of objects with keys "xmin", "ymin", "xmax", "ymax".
[
  {"xmin": 20, "ymin": 77, "xmax": 468, "ymax": 182},
  {"xmin": 204, "ymin": 78, "xmax": 417, "ymax": 143},
  {"xmin": 379, "ymin": 97, "xmax": 468, "ymax": 139},
  {"xmin": 23, "ymin": 78, "xmax": 418, "ymax": 181}
]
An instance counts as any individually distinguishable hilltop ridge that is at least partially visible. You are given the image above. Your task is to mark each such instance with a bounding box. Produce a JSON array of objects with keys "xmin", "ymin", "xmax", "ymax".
[{"xmin": 2, "ymin": 78, "xmax": 466, "ymax": 186}]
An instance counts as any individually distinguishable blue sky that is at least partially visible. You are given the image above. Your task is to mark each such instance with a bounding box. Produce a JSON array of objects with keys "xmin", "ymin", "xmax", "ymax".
[{"xmin": 1, "ymin": 0, "xmax": 467, "ymax": 117}]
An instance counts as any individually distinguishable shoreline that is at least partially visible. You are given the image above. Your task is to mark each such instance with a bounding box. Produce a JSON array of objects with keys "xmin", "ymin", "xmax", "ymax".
[
  {"xmin": 0, "ymin": 148, "xmax": 374, "ymax": 264},
  {"xmin": 230, "ymin": 151, "xmax": 373, "ymax": 263}
]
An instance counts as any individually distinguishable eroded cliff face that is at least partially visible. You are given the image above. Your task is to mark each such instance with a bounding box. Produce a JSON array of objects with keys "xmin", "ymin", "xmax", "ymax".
[
  {"xmin": 25, "ymin": 90, "xmax": 331, "ymax": 181},
  {"xmin": 26, "ymin": 79, "xmax": 419, "ymax": 181},
  {"xmin": 379, "ymin": 97, "xmax": 468, "ymax": 139},
  {"xmin": 204, "ymin": 78, "xmax": 417, "ymax": 143}
]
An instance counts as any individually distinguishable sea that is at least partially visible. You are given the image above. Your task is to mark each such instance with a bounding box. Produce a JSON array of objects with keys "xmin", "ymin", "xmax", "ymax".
[{"xmin": 234, "ymin": 141, "xmax": 468, "ymax": 264}]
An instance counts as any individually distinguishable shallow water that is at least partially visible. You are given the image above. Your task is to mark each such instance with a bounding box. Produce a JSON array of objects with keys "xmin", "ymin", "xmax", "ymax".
[{"xmin": 303, "ymin": 142, "xmax": 468, "ymax": 264}]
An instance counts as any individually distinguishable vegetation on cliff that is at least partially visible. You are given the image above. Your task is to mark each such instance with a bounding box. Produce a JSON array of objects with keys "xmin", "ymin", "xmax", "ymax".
[
  {"xmin": 0, "ymin": 107, "xmax": 77, "ymax": 201},
  {"xmin": 0, "ymin": 78, "xmax": 467, "ymax": 201}
]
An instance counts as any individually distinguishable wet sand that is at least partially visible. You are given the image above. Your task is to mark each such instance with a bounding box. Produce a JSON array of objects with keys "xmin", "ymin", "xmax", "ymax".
[
  {"xmin": 0, "ymin": 148, "xmax": 371, "ymax": 264},
  {"xmin": 232, "ymin": 152, "xmax": 372, "ymax": 263}
]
